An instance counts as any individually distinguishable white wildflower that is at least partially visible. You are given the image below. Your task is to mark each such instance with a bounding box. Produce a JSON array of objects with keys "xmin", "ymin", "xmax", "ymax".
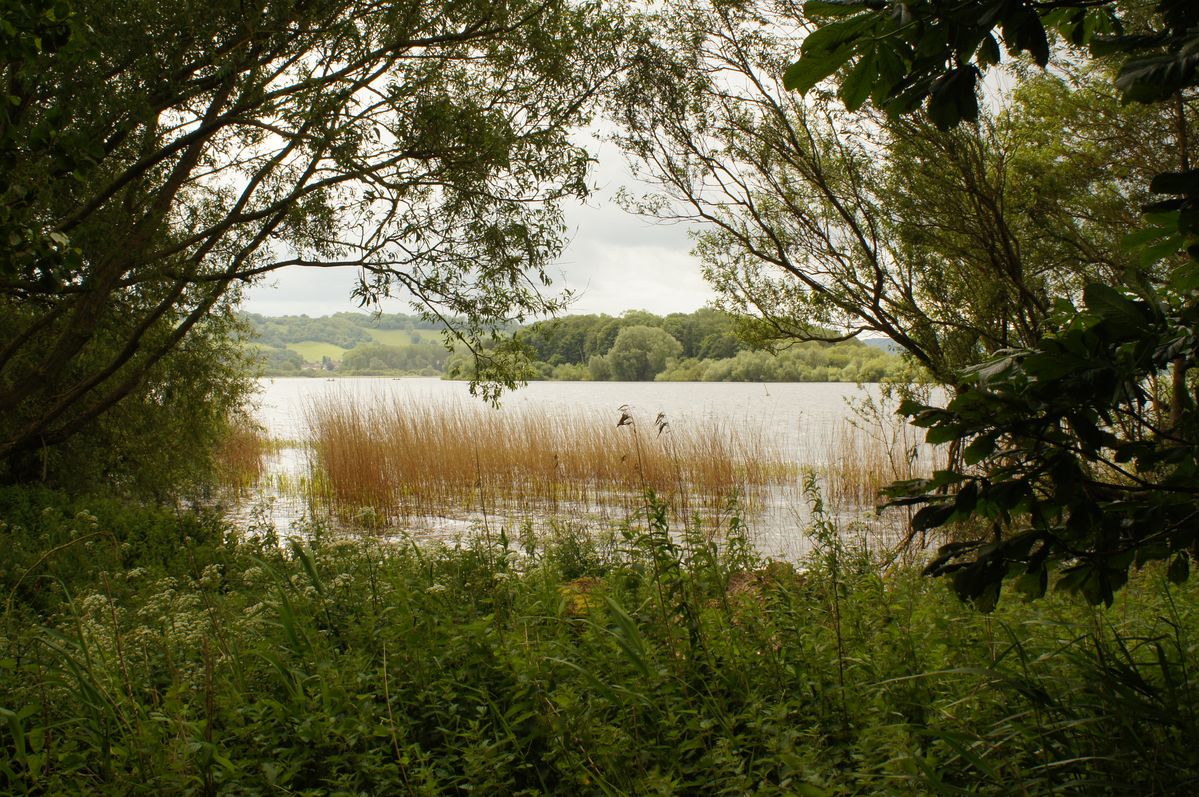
[
  {"xmin": 80, "ymin": 593, "xmax": 109, "ymax": 616},
  {"xmin": 199, "ymin": 564, "xmax": 222, "ymax": 588}
]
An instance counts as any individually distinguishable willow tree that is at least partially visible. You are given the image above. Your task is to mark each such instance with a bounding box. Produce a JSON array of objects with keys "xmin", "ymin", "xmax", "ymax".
[
  {"xmin": 612, "ymin": 0, "xmax": 1173, "ymax": 385},
  {"xmin": 0, "ymin": 0, "xmax": 625, "ymax": 485}
]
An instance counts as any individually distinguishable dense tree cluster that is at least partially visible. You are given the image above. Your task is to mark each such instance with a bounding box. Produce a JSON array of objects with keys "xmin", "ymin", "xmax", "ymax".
[
  {"xmin": 244, "ymin": 307, "xmax": 897, "ymax": 380},
  {"xmin": 517, "ymin": 308, "xmax": 741, "ymax": 365},
  {"xmin": 509, "ymin": 308, "xmax": 897, "ymax": 382},
  {"xmin": 340, "ymin": 342, "xmax": 448, "ymax": 375},
  {"xmin": 244, "ymin": 311, "xmax": 447, "ymax": 350}
]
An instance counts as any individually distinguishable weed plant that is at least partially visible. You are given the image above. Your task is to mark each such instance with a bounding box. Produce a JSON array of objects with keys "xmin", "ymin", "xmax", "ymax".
[{"xmin": 2, "ymin": 487, "xmax": 1197, "ymax": 794}]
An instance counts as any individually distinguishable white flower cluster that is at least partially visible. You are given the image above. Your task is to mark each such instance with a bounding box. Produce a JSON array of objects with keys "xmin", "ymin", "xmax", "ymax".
[
  {"xmin": 79, "ymin": 592, "xmax": 111, "ymax": 616},
  {"xmin": 198, "ymin": 564, "xmax": 222, "ymax": 589},
  {"xmin": 241, "ymin": 566, "xmax": 265, "ymax": 584}
]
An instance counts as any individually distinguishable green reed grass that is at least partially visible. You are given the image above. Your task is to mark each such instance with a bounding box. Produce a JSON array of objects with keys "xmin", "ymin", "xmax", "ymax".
[{"xmin": 819, "ymin": 411, "xmax": 933, "ymax": 514}]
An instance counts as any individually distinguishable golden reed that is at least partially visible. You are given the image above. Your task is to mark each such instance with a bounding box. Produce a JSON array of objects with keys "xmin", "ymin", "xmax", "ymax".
[
  {"xmin": 213, "ymin": 414, "xmax": 269, "ymax": 494},
  {"xmin": 304, "ymin": 395, "xmax": 788, "ymax": 520}
]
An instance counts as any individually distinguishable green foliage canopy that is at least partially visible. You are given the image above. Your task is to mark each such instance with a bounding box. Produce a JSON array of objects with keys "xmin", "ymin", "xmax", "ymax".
[
  {"xmin": 604, "ymin": 324, "xmax": 684, "ymax": 381},
  {"xmin": 613, "ymin": 0, "xmax": 1163, "ymax": 388},
  {"xmin": 0, "ymin": 0, "xmax": 623, "ymax": 486},
  {"xmin": 790, "ymin": 0, "xmax": 1199, "ymax": 606}
]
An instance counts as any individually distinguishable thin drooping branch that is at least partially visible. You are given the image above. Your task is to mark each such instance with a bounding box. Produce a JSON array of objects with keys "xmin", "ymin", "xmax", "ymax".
[{"xmin": 0, "ymin": 0, "xmax": 624, "ymax": 477}]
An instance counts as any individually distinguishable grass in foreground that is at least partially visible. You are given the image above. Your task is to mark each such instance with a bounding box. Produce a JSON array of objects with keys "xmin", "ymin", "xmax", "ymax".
[{"xmin": 1, "ymin": 487, "xmax": 1197, "ymax": 795}]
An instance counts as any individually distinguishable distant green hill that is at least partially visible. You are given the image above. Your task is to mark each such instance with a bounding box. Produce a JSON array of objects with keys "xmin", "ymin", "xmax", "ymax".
[
  {"xmin": 241, "ymin": 309, "xmax": 902, "ymax": 382},
  {"xmin": 241, "ymin": 311, "xmax": 451, "ymax": 375}
]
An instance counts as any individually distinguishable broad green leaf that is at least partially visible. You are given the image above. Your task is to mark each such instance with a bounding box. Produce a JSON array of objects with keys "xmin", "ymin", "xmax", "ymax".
[
  {"xmin": 1150, "ymin": 169, "xmax": 1199, "ymax": 195},
  {"xmin": 927, "ymin": 66, "xmax": 979, "ymax": 129},
  {"xmin": 1021, "ymin": 350, "xmax": 1083, "ymax": 380},
  {"xmin": 1138, "ymin": 231, "xmax": 1187, "ymax": 267},
  {"xmin": 1168, "ymin": 261, "xmax": 1199, "ymax": 291},
  {"xmin": 951, "ymin": 560, "xmax": 1006, "ymax": 610},
  {"xmin": 1123, "ymin": 224, "xmax": 1171, "ymax": 249},
  {"xmin": 912, "ymin": 502, "xmax": 955, "ymax": 531},
  {"xmin": 925, "ymin": 424, "xmax": 961, "ymax": 445},
  {"xmin": 872, "ymin": 44, "xmax": 907, "ymax": 100},
  {"xmin": 783, "ymin": 46, "xmax": 855, "ymax": 94},
  {"xmin": 969, "ymin": 354, "xmax": 1016, "ymax": 383},
  {"xmin": 1083, "ymin": 282, "xmax": 1151, "ymax": 334},
  {"xmin": 800, "ymin": 13, "xmax": 876, "ymax": 57},
  {"xmin": 963, "ymin": 432, "xmax": 998, "ymax": 466},
  {"xmin": 983, "ymin": 480, "xmax": 1028, "ymax": 511},
  {"xmin": 1054, "ymin": 566, "xmax": 1088, "ymax": 595},
  {"xmin": 1002, "ymin": 7, "xmax": 1050, "ymax": 66},
  {"xmin": 840, "ymin": 49, "xmax": 877, "ymax": 111},
  {"xmin": 1142, "ymin": 198, "xmax": 1186, "ymax": 214},
  {"xmin": 976, "ymin": 33, "xmax": 1001, "ymax": 66},
  {"xmin": 1117, "ymin": 53, "xmax": 1199, "ymax": 103},
  {"xmin": 803, "ymin": 0, "xmax": 875, "ymax": 18},
  {"xmin": 953, "ymin": 480, "xmax": 979, "ymax": 514}
]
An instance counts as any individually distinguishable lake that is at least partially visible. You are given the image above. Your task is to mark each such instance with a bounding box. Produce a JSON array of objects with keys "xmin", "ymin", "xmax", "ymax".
[{"xmin": 246, "ymin": 377, "xmax": 930, "ymax": 559}]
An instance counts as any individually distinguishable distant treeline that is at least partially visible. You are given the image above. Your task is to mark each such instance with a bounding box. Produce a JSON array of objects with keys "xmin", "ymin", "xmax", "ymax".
[
  {"xmin": 247, "ymin": 311, "xmax": 448, "ymax": 348},
  {"xmin": 244, "ymin": 308, "xmax": 900, "ymax": 382},
  {"xmin": 503, "ymin": 308, "xmax": 899, "ymax": 382}
]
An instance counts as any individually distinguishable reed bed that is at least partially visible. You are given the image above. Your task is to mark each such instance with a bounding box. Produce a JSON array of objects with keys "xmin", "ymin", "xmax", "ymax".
[
  {"xmin": 213, "ymin": 414, "xmax": 269, "ymax": 493},
  {"xmin": 304, "ymin": 395, "xmax": 787, "ymax": 522},
  {"xmin": 820, "ymin": 413, "xmax": 936, "ymax": 515}
]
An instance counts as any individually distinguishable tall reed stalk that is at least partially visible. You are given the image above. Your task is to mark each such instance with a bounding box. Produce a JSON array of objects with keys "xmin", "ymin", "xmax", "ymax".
[
  {"xmin": 213, "ymin": 414, "xmax": 269, "ymax": 494},
  {"xmin": 304, "ymin": 395, "xmax": 786, "ymax": 523},
  {"xmin": 820, "ymin": 414, "xmax": 933, "ymax": 514}
]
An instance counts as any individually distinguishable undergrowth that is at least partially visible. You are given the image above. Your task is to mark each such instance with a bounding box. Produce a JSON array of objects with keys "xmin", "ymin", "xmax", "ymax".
[{"xmin": 1, "ymin": 486, "xmax": 1197, "ymax": 795}]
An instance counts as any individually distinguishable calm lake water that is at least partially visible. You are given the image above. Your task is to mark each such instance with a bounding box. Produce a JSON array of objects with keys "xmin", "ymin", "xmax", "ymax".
[
  {"xmin": 254, "ymin": 377, "xmax": 877, "ymax": 459},
  {"xmin": 246, "ymin": 377, "xmax": 925, "ymax": 559}
]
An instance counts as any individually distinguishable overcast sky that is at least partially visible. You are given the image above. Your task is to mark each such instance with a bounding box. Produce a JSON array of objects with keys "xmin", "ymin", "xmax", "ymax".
[{"xmin": 241, "ymin": 131, "xmax": 717, "ymax": 319}]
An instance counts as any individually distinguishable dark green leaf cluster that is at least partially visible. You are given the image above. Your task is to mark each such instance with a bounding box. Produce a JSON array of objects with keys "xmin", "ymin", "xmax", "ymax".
[
  {"xmin": 886, "ymin": 276, "xmax": 1199, "ymax": 608},
  {"xmin": 785, "ymin": 1, "xmax": 1199, "ymax": 129}
]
